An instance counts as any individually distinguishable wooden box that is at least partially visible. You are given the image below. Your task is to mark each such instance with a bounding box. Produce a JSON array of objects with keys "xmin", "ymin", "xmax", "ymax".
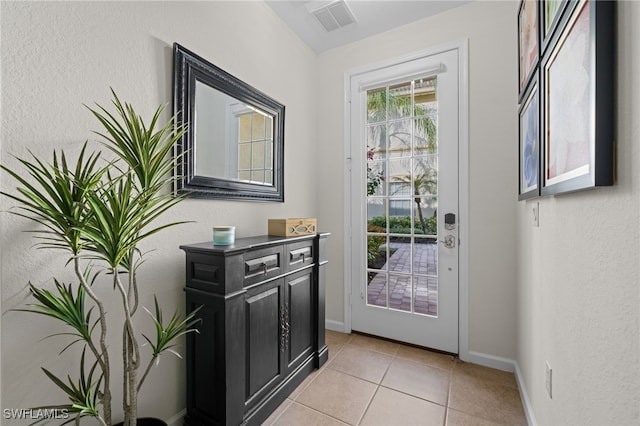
[{"xmin": 268, "ymin": 218, "xmax": 317, "ymax": 237}]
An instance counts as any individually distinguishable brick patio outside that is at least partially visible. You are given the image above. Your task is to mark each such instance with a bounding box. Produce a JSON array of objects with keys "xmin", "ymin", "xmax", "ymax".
[{"xmin": 367, "ymin": 241, "xmax": 438, "ymax": 315}]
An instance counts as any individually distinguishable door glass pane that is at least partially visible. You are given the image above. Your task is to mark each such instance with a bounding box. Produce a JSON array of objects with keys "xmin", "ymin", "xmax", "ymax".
[
  {"xmin": 389, "ymin": 120, "xmax": 412, "ymax": 158},
  {"xmin": 414, "ymin": 276, "xmax": 438, "ymax": 316},
  {"xmin": 367, "ymin": 234, "xmax": 387, "ymax": 271},
  {"xmin": 389, "ymin": 82, "xmax": 412, "ymax": 120},
  {"xmin": 414, "ymin": 156, "xmax": 438, "ymax": 196},
  {"xmin": 367, "ymin": 160, "xmax": 386, "ymax": 197},
  {"xmin": 388, "ymin": 274, "xmax": 412, "ymax": 312},
  {"xmin": 414, "ymin": 237, "xmax": 437, "ymax": 275},
  {"xmin": 414, "ymin": 77, "xmax": 438, "ymax": 113},
  {"xmin": 414, "ymin": 197, "xmax": 437, "ymax": 236},
  {"xmin": 367, "ymin": 198, "xmax": 387, "ymax": 229},
  {"xmin": 367, "ymin": 271, "xmax": 388, "ymax": 308},
  {"xmin": 388, "ymin": 236, "xmax": 411, "ymax": 274},
  {"xmin": 415, "ymin": 118, "xmax": 438, "ymax": 155},
  {"xmin": 367, "ymin": 87, "xmax": 387, "ymax": 124},
  {"xmin": 365, "ymin": 76, "xmax": 439, "ymax": 317},
  {"xmin": 367, "ymin": 125, "xmax": 387, "ymax": 159}
]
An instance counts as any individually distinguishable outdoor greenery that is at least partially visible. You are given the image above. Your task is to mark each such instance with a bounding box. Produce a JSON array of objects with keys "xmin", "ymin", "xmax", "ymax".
[
  {"xmin": 1, "ymin": 90, "xmax": 199, "ymax": 425},
  {"xmin": 368, "ymin": 215, "xmax": 437, "ymax": 236}
]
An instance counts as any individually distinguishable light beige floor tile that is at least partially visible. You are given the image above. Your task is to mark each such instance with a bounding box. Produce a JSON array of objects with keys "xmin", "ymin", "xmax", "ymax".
[
  {"xmin": 328, "ymin": 345, "xmax": 393, "ymax": 384},
  {"xmin": 326, "ymin": 330, "xmax": 352, "ymax": 346},
  {"xmin": 296, "ymin": 368, "xmax": 377, "ymax": 425},
  {"xmin": 289, "ymin": 368, "xmax": 322, "ymax": 400},
  {"xmin": 381, "ymin": 357, "xmax": 450, "ymax": 406},
  {"xmin": 272, "ymin": 402, "xmax": 348, "ymax": 426},
  {"xmin": 453, "ymin": 360, "xmax": 518, "ymax": 388},
  {"xmin": 449, "ymin": 372, "xmax": 526, "ymax": 426},
  {"xmin": 347, "ymin": 333, "xmax": 399, "ymax": 356},
  {"xmin": 326, "ymin": 331, "xmax": 352, "ymax": 361},
  {"xmin": 262, "ymin": 398, "xmax": 293, "ymax": 425},
  {"xmin": 396, "ymin": 344, "xmax": 456, "ymax": 371},
  {"xmin": 360, "ymin": 386, "xmax": 446, "ymax": 426},
  {"xmin": 445, "ymin": 409, "xmax": 503, "ymax": 426}
]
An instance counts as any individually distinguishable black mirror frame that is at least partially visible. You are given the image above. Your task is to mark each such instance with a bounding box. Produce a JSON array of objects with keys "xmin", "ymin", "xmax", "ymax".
[{"xmin": 173, "ymin": 43, "xmax": 285, "ymax": 202}]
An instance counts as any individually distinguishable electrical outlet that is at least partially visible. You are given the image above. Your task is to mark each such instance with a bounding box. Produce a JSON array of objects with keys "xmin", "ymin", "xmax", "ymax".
[
  {"xmin": 532, "ymin": 202, "xmax": 540, "ymax": 227},
  {"xmin": 545, "ymin": 361, "xmax": 553, "ymax": 399}
]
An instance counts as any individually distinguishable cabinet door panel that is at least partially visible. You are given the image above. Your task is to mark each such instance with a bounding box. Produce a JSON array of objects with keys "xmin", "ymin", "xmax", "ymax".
[
  {"xmin": 286, "ymin": 270, "xmax": 314, "ymax": 369},
  {"xmin": 245, "ymin": 283, "xmax": 282, "ymax": 402},
  {"xmin": 186, "ymin": 292, "xmax": 226, "ymax": 424}
]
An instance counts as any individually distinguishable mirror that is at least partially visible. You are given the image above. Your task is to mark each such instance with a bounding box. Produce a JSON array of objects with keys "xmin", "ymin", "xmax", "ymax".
[{"xmin": 173, "ymin": 43, "xmax": 285, "ymax": 201}]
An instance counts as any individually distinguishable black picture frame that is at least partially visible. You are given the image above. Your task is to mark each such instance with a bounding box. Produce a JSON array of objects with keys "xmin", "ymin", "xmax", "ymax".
[
  {"xmin": 173, "ymin": 43, "xmax": 285, "ymax": 202},
  {"xmin": 540, "ymin": 0, "xmax": 615, "ymax": 196},
  {"xmin": 519, "ymin": 74, "xmax": 540, "ymax": 200}
]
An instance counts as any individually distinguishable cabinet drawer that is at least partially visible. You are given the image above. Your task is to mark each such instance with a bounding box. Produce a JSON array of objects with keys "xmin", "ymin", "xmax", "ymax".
[
  {"xmin": 185, "ymin": 253, "xmax": 225, "ymax": 294},
  {"xmin": 285, "ymin": 240, "xmax": 314, "ymax": 272},
  {"xmin": 243, "ymin": 246, "xmax": 283, "ymax": 286}
]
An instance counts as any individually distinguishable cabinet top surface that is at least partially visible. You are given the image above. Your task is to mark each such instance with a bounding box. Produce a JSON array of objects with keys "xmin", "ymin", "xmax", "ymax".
[{"xmin": 180, "ymin": 232, "xmax": 329, "ymax": 255}]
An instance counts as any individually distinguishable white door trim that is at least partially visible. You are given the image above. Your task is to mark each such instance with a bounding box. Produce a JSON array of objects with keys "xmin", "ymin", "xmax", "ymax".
[{"xmin": 342, "ymin": 39, "xmax": 470, "ymax": 360}]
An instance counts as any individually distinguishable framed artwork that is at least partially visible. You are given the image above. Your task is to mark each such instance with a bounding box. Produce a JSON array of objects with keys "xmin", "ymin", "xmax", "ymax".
[
  {"xmin": 519, "ymin": 76, "xmax": 540, "ymax": 200},
  {"xmin": 518, "ymin": 0, "xmax": 539, "ymax": 96},
  {"xmin": 540, "ymin": 0, "xmax": 615, "ymax": 196},
  {"xmin": 542, "ymin": 0, "xmax": 568, "ymax": 48}
]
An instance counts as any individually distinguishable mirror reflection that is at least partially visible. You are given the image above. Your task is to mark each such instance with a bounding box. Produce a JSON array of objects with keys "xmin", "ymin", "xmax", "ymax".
[{"xmin": 194, "ymin": 81, "xmax": 274, "ymax": 186}]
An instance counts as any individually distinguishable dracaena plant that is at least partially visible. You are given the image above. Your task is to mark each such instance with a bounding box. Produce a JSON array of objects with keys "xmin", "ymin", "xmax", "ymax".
[{"xmin": 1, "ymin": 90, "xmax": 200, "ymax": 426}]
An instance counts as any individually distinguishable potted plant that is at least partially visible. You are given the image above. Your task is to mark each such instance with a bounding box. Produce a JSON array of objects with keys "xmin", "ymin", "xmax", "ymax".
[{"xmin": 1, "ymin": 90, "xmax": 199, "ymax": 425}]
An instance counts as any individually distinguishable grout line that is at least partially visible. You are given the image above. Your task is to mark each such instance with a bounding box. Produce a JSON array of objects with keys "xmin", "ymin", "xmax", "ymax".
[
  {"xmin": 443, "ymin": 359, "xmax": 455, "ymax": 426},
  {"xmin": 354, "ymin": 384, "xmax": 380, "ymax": 426},
  {"xmin": 287, "ymin": 400, "xmax": 351, "ymax": 425}
]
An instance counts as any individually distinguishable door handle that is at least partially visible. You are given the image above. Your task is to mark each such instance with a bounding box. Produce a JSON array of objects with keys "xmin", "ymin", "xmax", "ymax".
[{"xmin": 439, "ymin": 235, "xmax": 456, "ymax": 249}]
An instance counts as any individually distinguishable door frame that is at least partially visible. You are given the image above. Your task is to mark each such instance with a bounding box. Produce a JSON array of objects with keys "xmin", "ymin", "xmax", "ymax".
[{"xmin": 342, "ymin": 39, "xmax": 470, "ymax": 360}]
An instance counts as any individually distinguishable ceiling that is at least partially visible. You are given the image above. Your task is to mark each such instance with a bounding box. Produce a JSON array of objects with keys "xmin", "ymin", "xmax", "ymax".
[{"xmin": 265, "ymin": 0, "xmax": 472, "ymax": 53}]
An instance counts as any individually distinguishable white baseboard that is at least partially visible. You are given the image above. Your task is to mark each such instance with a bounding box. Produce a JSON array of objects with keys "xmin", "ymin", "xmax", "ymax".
[
  {"xmin": 514, "ymin": 362, "xmax": 538, "ymax": 426},
  {"xmin": 466, "ymin": 350, "xmax": 515, "ymax": 372},
  {"xmin": 166, "ymin": 409, "xmax": 186, "ymax": 426},
  {"xmin": 465, "ymin": 351, "xmax": 536, "ymax": 426},
  {"xmin": 325, "ymin": 319, "xmax": 345, "ymax": 332}
]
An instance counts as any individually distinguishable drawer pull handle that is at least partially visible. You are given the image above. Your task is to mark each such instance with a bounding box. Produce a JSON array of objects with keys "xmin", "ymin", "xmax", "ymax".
[
  {"xmin": 290, "ymin": 247, "xmax": 311, "ymax": 264},
  {"xmin": 245, "ymin": 255, "xmax": 279, "ymax": 275}
]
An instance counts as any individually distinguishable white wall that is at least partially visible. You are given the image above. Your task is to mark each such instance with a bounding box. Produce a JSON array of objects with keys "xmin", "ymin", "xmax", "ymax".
[
  {"xmin": 316, "ymin": 1, "xmax": 519, "ymax": 360},
  {"xmin": 516, "ymin": 2, "xmax": 640, "ymax": 425},
  {"xmin": 0, "ymin": 1, "xmax": 316, "ymax": 422}
]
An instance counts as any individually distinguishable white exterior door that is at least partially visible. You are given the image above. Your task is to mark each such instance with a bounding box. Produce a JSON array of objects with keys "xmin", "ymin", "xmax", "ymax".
[{"xmin": 347, "ymin": 46, "xmax": 461, "ymax": 353}]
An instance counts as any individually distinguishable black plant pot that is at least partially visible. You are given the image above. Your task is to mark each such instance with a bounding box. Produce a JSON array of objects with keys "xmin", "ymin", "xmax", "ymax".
[{"xmin": 114, "ymin": 418, "xmax": 167, "ymax": 426}]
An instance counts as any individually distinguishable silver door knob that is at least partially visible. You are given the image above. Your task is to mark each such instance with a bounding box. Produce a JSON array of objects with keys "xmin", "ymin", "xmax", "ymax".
[{"xmin": 440, "ymin": 235, "xmax": 456, "ymax": 248}]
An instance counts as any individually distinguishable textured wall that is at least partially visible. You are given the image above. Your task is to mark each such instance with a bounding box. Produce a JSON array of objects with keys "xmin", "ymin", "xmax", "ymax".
[
  {"xmin": 516, "ymin": 2, "xmax": 640, "ymax": 425},
  {"xmin": 0, "ymin": 1, "xmax": 316, "ymax": 422},
  {"xmin": 315, "ymin": 1, "xmax": 519, "ymax": 360}
]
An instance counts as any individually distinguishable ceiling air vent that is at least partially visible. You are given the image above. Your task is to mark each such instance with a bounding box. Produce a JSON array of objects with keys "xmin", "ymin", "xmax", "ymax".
[{"xmin": 308, "ymin": 0, "xmax": 357, "ymax": 32}]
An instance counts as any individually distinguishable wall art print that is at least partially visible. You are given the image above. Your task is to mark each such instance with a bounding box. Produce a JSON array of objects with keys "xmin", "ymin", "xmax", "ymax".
[
  {"xmin": 519, "ymin": 78, "xmax": 539, "ymax": 200},
  {"xmin": 517, "ymin": 0, "xmax": 614, "ymax": 201},
  {"xmin": 518, "ymin": 0, "xmax": 539, "ymax": 95},
  {"xmin": 540, "ymin": 0, "xmax": 615, "ymax": 195},
  {"xmin": 545, "ymin": 0, "xmax": 591, "ymax": 185}
]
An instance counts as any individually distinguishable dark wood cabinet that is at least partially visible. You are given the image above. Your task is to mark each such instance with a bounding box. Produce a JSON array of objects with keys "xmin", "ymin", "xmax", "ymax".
[{"xmin": 180, "ymin": 233, "xmax": 329, "ymax": 426}]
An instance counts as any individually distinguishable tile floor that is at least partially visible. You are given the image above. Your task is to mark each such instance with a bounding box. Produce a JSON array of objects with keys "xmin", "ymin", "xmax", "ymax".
[{"xmin": 263, "ymin": 331, "xmax": 527, "ymax": 426}]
